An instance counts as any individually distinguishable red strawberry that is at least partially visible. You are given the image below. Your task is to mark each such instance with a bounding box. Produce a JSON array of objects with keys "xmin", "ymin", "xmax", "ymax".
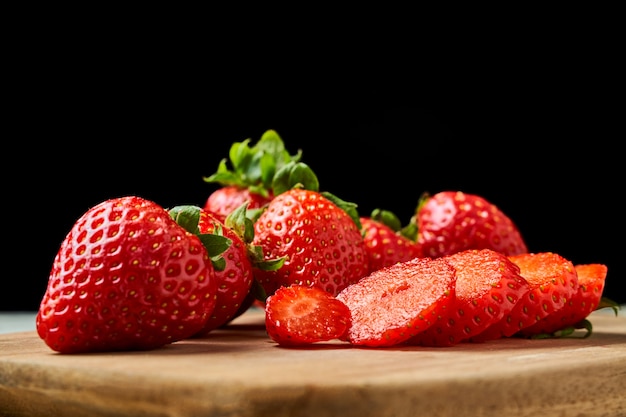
[
  {"xmin": 336, "ymin": 257, "xmax": 456, "ymax": 347},
  {"xmin": 265, "ymin": 284, "xmax": 352, "ymax": 346},
  {"xmin": 411, "ymin": 191, "xmax": 528, "ymax": 258},
  {"xmin": 202, "ymin": 129, "xmax": 301, "ymax": 222},
  {"xmin": 204, "ymin": 185, "xmax": 273, "ymax": 223},
  {"xmin": 252, "ymin": 188, "xmax": 369, "ymax": 298},
  {"xmin": 36, "ymin": 196, "xmax": 221, "ymax": 354},
  {"xmin": 360, "ymin": 209, "xmax": 421, "ymax": 272},
  {"xmin": 194, "ymin": 209, "xmax": 255, "ymax": 333},
  {"xmin": 408, "ymin": 249, "xmax": 529, "ymax": 346},
  {"xmin": 169, "ymin": 203, "xmax": 283, "ymax": 334},
  {"xmin": 517, "ymin": 263, "xmax": 608, "ymax": 338},
  {"xmin": 471, "ymin": 252, "xmax": 579, "ymax": 342}
]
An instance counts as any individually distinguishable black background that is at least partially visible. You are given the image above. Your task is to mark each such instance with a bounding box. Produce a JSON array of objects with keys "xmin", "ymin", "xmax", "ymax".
[{"xmin": 4, "ymin": 105, "xmax": 624, "ymax": 311}]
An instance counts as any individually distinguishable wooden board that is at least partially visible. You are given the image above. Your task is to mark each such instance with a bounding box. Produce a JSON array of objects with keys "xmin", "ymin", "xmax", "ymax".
[{"xmin": 1, "ymin": 309, "xmax": 625, "ymax": 417}]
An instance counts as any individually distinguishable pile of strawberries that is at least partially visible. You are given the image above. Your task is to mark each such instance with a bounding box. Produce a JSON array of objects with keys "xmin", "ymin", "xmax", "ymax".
[{"xmin": 36, "ymin": 130, "xmax": 618, "ymax": 353}]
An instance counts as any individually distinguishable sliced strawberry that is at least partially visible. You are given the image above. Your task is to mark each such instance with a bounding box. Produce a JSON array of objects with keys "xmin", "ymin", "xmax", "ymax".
[
  {"xmin": 471, "ymin": 252, "xmax": 579, "ymax": 342},
  {"xmin": 336, "ymin": 257, "xmax": 456, "ymax": 347},
  {"xmin": 408, "ymin": 249, "xmax": 529, "ymax": 347},
  {"xmin": 517, "ymin": 263, "xmax": 608, "ymax": 338},
  {"xmin": 264, "ymin": 284, "xmax": 351, "ymax": 346},
  {"xmin": 572, "ymin": 264, "xmax": 609, "ymax": 319}
]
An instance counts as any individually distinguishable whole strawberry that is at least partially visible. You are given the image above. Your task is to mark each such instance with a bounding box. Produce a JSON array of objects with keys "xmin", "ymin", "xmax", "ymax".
[
  {"xmin": 36, "ymin": 196, "xmax": 220, "ymax": 354},
  {"xmin": 169, "ymin": 203, "xmax": 282, "ymax": 334},
  {"xmin": 360, "ymin": 209, "xmax": 422, "ymax": 272},
  {"xmin": 204, "ymin": 186, "xmax": 273, "ymax": 224},
  {"xmin": 252, "ymin": 188, "xmax": 369, "ymax": 298},
  {"xmin": 411, "ymin": 191, "xmax": 528, "ymax": 258},
  {"xmin": 171, "ymin": 207, "xmax": 253, "ymax": 334}
]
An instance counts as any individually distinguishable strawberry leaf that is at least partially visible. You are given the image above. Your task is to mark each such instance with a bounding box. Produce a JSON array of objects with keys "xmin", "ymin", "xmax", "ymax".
[
  {"xmin": 168, "ymin": 205, "xmax": 232, "ymax": 267},
  {"xmin": 370, "ymin": 208, "xmax": 402, "ymax": 232},
  {"xmin": 203, "ymin": 129, "xmax": 301, "ymax": 197},
  {"xmin": 597, "ymin": 296, "xmax": 621, "ymax": 316},
  {"xmin": 272, "ymin": 161, "xmax": 319, "ymax": 195},
  {"xmin": 321, "ymin": 191, "xmax": 362, "ymax": 230},
  {"xmin": 529, "ymin": 318, "xmax": 595, "ymax": 340},
  {"xmin": 224, "ymin": 201, "xmax": 255, "ymax": 244},
  {"xmin": 169, "ymin": 204, "xmax": 202, "ymax": 234}
]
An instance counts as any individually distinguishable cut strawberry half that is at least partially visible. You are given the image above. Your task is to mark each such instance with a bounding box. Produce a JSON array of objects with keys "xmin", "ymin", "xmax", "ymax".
[
  {"xmin": 264, "ymin": 284, "xmax": 352, "ymax": 346},
  {"xmin": 336, "ymin": 257, "xmax": 456, "ymax": 347}
]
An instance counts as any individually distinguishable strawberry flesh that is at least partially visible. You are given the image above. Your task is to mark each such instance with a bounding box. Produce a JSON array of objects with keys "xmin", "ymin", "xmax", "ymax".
[
  {"xmin": 336, "ymin": 257, "xmax": 456, "ymax": 347},
  {"xmin": 265, "ymin": 284, "xmax": 352, "ymax": 346}
]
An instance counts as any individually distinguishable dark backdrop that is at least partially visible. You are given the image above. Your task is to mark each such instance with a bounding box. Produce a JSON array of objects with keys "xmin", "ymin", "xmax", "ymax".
[{"xmin": 4, "ymin": 106, "xmax": 623, "ymax": 311}]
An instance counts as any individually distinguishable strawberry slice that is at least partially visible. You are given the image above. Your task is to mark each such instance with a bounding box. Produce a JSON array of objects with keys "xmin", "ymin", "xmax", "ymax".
[
  {"xmin": 517, "ymin": 263, "xmax": 608, "ymax": 338},
  {"xmin": 336, "ymin": 257, "xmax": 456, "ymax": 347},
  {"xmin": 572, "ymin": 264, "xmax": 609, "ymax": 319},
  {"xmin": 471, "ymin": 252, "xmax": 579, "ymax": 342},
  {"xmin": 265, "ymin": 284, "xmax": 352, "ymax": 346},
  {"xmin": 408, "ymin": 249, "xmax": 529, "ymax": 347}
]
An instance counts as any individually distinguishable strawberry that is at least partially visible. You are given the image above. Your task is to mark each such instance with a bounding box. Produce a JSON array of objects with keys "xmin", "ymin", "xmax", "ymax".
[
  {"xmin": 204, "ymin": 186, "xmax": 273, "ymax": 224},
  {"xmin": 408, "ymin": 249, "xmax": 529, "ymax": 346},
  {"xmin": 252, "ymin": 188, "xmax": 369, "ymax": 298},
  {"xmin": 265, "ymin": 284, "xmax": 352, "ymax": 346},
  {"xmin": 409, "ymin": 191, "xmax": 528, "ymax": 258},
  {"xmin": 169, "ymin": 203, "xmax": 283, "ymax": 334},
  {"xmin": 174, "ymin": 207, "xmax": 254, "ymax": 334},
  {"xmin": 336, "ymin": 257, "xmax": 457, "ymax": 347},
  {"xmin": 36, "ymin": 196, "xmax": 226, "ymax": 354},
  {"xmin": 202, "ymin": 129, "xmax": 302, "ymax": 222},
  {"xmin": 360, "ymin": 209, "xmax": 422, "ymax": 272},
  {"xmin": 517, "ymin": 263, "xmax": 608, "ymax": 338},
  {"xmin": 471, "ymin": 251, "xmax": 579, "ymax": 342}
]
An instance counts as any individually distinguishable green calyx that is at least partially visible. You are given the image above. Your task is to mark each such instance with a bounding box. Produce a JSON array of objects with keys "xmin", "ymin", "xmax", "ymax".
[
  {"xmin": 370, "ymin": 208, "xmax": 403, "ymax": 232},
  {"xmin": 223, "ymin": 201, "xmax": 286, "ymax": 273},
  {"xmin": 169, "ymin": 203, "xmax": 285, "ymax": 275},
  {"xmin": 203, "ymin": 129, "xmax": 302, "ymax": 198},
  {"xmin": 168, "ymin": 205, "xmax": 232, "ymax": 272},
  {"xmin": 400, "ymin": 191, "xmax": 432, "ymax": 242},
  {"xmin": 527, "ymin": 298, "xmax": 621, "ymax": 340}
]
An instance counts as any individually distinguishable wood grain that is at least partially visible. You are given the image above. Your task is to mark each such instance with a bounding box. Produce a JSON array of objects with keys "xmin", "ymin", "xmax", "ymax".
[{"xmin": 1, "ymin": 309, "xmax": 625, "ymax": 417}]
